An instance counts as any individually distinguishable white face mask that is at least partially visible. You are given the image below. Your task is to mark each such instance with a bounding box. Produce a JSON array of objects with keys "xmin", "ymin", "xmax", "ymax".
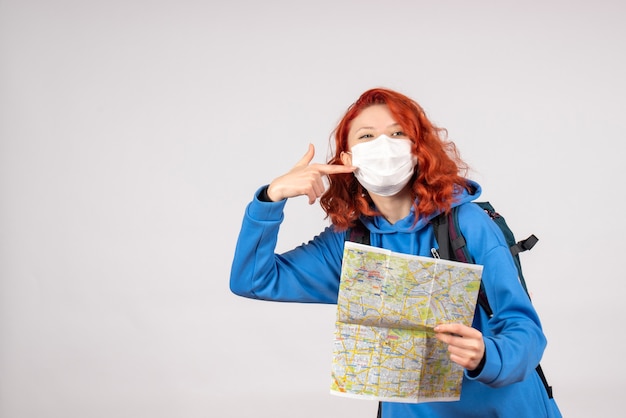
[{"xmin": 349, "ymin": 134, "xmax": 417, "ymax": 196}]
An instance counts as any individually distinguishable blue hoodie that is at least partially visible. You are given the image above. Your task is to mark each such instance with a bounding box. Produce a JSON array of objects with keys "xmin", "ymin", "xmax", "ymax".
[{"xmin": 230, "ymin": 182, "xmax": 562, "ymax": 417}]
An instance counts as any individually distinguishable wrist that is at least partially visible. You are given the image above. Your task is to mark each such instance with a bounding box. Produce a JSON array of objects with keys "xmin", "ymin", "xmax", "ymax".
[
  {"xmin": 266, "ymin": 184, "xmax": 284, "ymax": 202},
  {"xmin": 258, "ymin": 186, "xmax": 274, "ymax": 202}
]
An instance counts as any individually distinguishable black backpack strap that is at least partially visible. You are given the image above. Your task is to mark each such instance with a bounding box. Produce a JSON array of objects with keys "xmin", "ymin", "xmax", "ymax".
[
  {"xmin": 346, "ymin": 218, "xmax": 370, "ymax": 245},
  {"xmin": 510, "ymin": 234, "xmax": 539, "ymax": 257},
  {"xmin": 536, "ymin": 364, "xmax": 554, "ymax": 399},
  {"xmin": 431, "ymin": 211, "xmax": 453, "ymax": 259}
]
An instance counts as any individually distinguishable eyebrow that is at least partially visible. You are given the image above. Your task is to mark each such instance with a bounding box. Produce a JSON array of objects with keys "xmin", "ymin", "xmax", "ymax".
[{"xmin": 355, "ymin": 123, "xmax": 402, "ymax": 133}]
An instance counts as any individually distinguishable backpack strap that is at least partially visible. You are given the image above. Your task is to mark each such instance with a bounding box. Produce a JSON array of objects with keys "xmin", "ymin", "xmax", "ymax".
[
  {"xmin": 511, "ymin": 234, "xmax": 539, "ymax": 257},
  {"xmin": 346, "ymin": 218, "xmax": 370, "ymax": 245},
  {"xmin": 430, "ymin": 210, "xmax": 452, "ymax": 259}
]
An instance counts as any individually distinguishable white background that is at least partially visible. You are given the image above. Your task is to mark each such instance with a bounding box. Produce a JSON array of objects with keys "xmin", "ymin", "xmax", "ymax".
[{"xmin": 1, "ymin": 1, "xmax": 624, "ymax": 417}]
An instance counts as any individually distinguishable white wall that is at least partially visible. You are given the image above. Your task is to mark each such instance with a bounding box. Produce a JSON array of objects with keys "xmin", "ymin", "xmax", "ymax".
[{"xmin": 1, "ymin": 1, "xmax": 623, "ymax": 417}]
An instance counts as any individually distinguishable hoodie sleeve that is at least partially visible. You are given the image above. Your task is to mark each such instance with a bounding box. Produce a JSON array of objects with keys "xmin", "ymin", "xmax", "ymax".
[
  {"xmin": 229, "ymin": 186, "xmax": 345, "ymax": 304},
  {"xmin": 456, "ymin": 203, "xmax": 547, "ymax": 388}
]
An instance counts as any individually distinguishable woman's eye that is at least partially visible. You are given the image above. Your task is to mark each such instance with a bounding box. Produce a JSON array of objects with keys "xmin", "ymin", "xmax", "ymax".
[
  {"xmin": 391, "ymin": 131, "xmax": 406, "ymax": 137},
  {"xmin": 358, "ymin": 134, "xmax": 374, "ymax": 140}
]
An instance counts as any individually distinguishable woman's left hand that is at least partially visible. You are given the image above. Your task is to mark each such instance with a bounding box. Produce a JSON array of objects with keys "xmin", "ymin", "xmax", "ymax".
[{"xmin": 434, "ymin": 323, "xmax": 485, "ymax": 371}]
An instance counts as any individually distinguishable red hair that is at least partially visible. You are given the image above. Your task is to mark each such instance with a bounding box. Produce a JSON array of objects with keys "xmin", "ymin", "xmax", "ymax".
[{"xmin": 320, "ymin": 88, "xmax": 470, "ymax": 230}]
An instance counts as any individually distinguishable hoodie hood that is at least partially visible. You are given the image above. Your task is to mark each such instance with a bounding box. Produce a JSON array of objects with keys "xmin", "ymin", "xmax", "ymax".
[{"xmin": 359, "ymin": 180, "xmax": 482, "ymax": 235}]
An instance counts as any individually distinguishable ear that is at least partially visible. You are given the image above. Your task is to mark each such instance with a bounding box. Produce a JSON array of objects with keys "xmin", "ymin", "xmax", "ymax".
[{"xmin": 340, "ymin": 151, "xmax": 352, "ymax": 166}]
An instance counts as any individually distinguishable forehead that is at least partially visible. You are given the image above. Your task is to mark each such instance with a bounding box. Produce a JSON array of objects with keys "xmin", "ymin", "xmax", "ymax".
[{"xmin": 349, "ymin": 104, "xmax": 398, "ymax": 132}]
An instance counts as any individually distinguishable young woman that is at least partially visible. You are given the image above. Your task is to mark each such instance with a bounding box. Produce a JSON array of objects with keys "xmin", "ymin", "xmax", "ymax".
[{"xmin": 230, "ymin": 88, "xmax": 561, "ymax": 417}]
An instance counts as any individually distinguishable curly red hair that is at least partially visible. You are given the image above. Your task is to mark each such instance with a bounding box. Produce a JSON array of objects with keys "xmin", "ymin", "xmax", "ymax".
[{"xmin": 320, "ymin": 88, "xmax": 470, "ymax": 230}]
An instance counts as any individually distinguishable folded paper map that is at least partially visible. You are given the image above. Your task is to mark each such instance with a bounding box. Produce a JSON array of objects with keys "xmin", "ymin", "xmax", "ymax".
[{"xmin": 330, "ymin": 241, "xmax": 483, "ymax": 403}]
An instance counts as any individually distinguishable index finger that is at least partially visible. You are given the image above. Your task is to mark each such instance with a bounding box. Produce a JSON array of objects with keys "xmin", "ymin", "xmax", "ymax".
[
  {"xmin": 312, "ymin": 163, "xmax": 356, "ymax": 175},
  {"xmin": 434, "ymin": 323, "xmax": 468, "ymax": 336}
]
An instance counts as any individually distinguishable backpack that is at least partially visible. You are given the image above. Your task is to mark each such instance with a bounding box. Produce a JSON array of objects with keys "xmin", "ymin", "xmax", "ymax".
[{"xmin": 346, "ymin": 201, "xmax": 553, "ymax": 400}]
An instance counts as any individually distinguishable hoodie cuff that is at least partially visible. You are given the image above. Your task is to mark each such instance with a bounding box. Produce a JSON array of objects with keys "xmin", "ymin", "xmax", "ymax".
[
  {"xmin": 247, "ymin": 185, "xmax": 287, "ymax": 221},
  {"xmin": 465, "ymin": 337, "xmax": 500, "ymax": 384}
]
